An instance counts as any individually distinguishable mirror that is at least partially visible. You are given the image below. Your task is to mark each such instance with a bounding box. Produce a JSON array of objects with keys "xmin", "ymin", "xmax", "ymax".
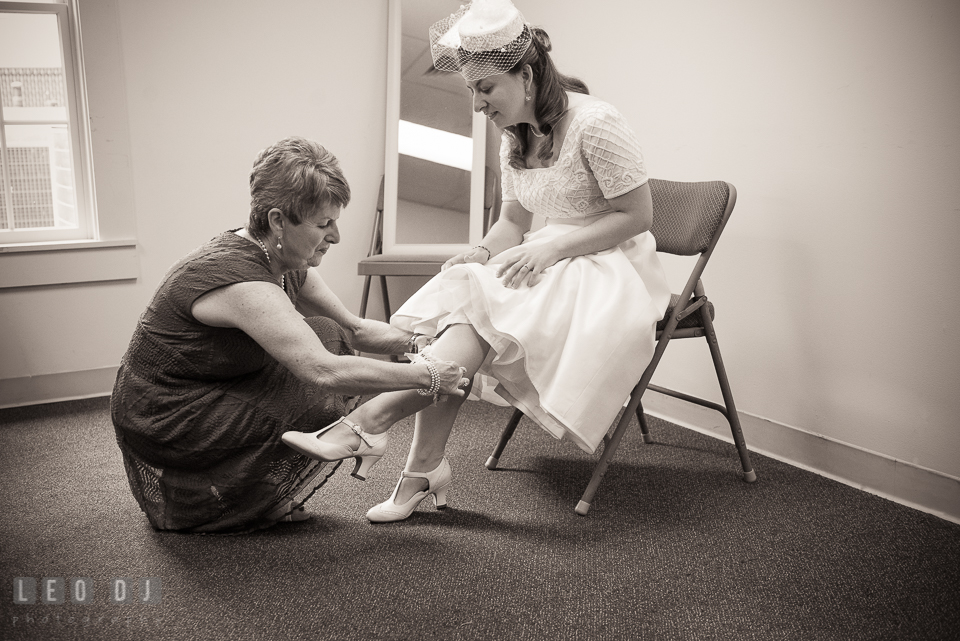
[{"xmin": 383, "ymin": 0, "xmax": 491, "ymax": 255}]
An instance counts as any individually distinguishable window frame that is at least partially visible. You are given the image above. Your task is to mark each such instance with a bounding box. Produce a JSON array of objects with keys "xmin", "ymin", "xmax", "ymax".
[{"xmin": 0, "ymin": 0, "xmax": 97, "ymax": 245}]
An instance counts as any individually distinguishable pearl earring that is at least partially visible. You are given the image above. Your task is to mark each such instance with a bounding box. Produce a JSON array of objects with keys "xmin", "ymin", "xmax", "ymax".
[
  {"xmin": 276, "ymin": 237, "xmax": 282, "ymax": 250},
  {"xmin": 525, "ymin": 95, "xmax": 531, "ymax": 101}
]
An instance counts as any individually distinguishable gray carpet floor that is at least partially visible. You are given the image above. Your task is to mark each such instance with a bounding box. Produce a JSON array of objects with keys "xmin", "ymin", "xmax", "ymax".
[{"xmin": 1, "ymin": 396, "xmax": 958, "ymax": 640}]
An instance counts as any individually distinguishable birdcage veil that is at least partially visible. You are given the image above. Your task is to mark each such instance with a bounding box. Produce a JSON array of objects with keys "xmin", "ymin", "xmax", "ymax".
[{"xmin": 429, "ymin": 0, "xmax": 533, "ymax": 81}]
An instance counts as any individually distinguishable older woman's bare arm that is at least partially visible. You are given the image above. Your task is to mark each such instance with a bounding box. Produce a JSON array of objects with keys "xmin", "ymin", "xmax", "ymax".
[
  {"xmin": 191, "ymin": 282, "xmax": 465, "ymax": 395},
  {"xmin": 294, "ymin": 269, "xmax": 417, "ymax": 355}
]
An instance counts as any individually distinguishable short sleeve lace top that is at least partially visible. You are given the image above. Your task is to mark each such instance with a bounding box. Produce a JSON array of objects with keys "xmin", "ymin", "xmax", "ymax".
[{"xmin": 499, "ymin": 100, "xmax": 647, "ymax": 219}]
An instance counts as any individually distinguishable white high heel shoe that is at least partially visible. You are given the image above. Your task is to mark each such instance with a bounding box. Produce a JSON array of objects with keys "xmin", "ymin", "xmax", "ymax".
[
  {"xmin": 281, "ymin": 417, "xmax": 388, "ymax": 481},
  {"xmin": 365, "ymin": 458, "xmax": 452, "ymax": 523}
]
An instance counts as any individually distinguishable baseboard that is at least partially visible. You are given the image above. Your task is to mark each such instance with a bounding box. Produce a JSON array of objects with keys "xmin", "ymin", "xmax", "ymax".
[
  {"xmin": 0, "ymin": 366, "xmax": 117, "ymax": 409},
  {"xmin": 642, "ymin": 390, "xmax": 960, "ymax": 525}
]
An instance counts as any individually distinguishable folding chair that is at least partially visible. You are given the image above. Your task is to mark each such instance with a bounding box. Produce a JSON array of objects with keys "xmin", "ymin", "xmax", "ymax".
[
  {"xmin": 485, "ymin": 179, "xmax": 756, "ymax": 515},
  {"xmin": 358, "ymin": 169, "xmax": 500, "ymax": 320}
]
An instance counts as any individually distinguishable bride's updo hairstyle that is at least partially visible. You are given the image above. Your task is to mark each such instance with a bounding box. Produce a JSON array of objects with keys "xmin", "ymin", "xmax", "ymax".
[
  {"xmin": 503, "ymin": 26, "xmax": 589, "ymax": 170},
  {"xmin": 428, "ymin": 1, "xmax": 588, "ymax": 169}
]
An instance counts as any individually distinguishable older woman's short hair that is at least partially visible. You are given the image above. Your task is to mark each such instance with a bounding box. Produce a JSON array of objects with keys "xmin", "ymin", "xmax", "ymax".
[{"xmin": 248, "ymin": 137, "xmax": 351, "ymax": 234}]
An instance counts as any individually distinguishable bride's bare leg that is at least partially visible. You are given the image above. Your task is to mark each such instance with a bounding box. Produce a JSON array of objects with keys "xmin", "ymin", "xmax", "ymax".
[
  {"xmin": 391, "ymin": 324, "xmax": 489, "ymax": 503},
  {"xmin": 317, "ymin": 324, "xmax": 489, "ymax": 457}
]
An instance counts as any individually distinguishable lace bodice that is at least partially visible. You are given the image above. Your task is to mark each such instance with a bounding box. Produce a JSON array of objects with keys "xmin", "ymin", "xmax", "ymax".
[{"xmin": 500, "ymin": 101, "xmax": 647, "ymax": 219}]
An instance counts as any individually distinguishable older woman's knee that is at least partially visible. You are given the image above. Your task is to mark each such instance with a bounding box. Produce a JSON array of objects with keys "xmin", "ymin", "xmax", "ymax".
[{"xmin": 304, "ymin": 316, "xmax": 352, "ymax": 355}]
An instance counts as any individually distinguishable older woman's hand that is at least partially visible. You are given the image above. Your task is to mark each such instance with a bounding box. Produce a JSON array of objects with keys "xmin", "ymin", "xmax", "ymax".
[
  {"xmin": 410, "ymin": 333, "xmax": 436, "ymax": 354},
  {"xmin": 433, "ymin": 360, "xmax": 470, "ymax": 397},
  {"xmin": 414, "ymin": 352, "xmax": 470, "ymax": 398}
]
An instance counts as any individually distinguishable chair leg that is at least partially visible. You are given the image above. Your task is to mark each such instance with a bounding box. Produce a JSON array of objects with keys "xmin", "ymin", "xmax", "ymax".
[
  {"xmin": 485, "ymin": 408, "xmax": 523, "ymax": 470},
  {"xmin": 574, "ymin": 347, "xmax": 664, "ymax": 515},
  {"xmin": 701, "ymin": 311, "xmax": 757, "ymax": 482},
  {"xmin": 635, "ymin": 401, "xmax": 654, "ymax": 444},
  {"xmin": 359, "ymin": 275, "xmax": 372, "ymax": 319},
  {"xmin": 378, "ymin": 276, "xmax": 392, "ymax": 320},
  {"xmin": 575, "ymin": 400, "xmax": 638, "ymax": 516}
]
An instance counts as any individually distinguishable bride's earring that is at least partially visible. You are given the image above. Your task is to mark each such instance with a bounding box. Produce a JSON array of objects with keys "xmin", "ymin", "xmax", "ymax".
[{"xmin": 276, "ymin": 236, "xmax": 282, "ymax": 250}]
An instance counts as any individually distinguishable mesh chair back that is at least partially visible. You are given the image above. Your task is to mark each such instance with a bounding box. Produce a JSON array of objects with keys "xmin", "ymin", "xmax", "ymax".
[{"xmin": 649, "ymin": 179, "xmax": 731, "ymax": 256}]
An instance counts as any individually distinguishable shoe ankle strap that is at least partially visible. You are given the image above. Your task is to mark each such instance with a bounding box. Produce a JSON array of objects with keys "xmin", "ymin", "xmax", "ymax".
[
  {"xmin": 400, "ymin": 459, "xmax": 446, "ymax": 480},
  {"xmin": 341, "ymin": 417, "xmax": 372, "ymax": 446}
]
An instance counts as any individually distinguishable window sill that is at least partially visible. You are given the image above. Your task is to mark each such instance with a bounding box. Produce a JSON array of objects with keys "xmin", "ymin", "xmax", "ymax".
[{"xmin": 0, "ymin": 238, "xmax": 139, "ymax": 289}]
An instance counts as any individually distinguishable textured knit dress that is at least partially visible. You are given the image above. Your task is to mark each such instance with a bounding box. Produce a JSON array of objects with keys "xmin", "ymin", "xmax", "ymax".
[
  {"xmin": 392, "ymin": 101, "xmax": 671, "ymax": 453},
  {"xmin": 111, "ymin": 231, "xmax": 349, "ymax": 533}
]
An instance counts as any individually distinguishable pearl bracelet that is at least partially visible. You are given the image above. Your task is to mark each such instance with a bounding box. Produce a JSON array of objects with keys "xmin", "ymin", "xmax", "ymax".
[{"xmin": 416, "ymin": 357, "xmax": 440, "ymax": 397}]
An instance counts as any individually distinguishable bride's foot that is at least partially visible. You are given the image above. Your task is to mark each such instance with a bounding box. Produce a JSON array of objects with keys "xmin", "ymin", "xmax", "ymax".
[
  {"xmin": 394, "ymin": 476, "xmax": 429, "ymax": 505},
  {"xmin": 366, "ymin": 458, "xmax": 452, "ymax": 523},
  {"xmin": 281, "ymin": 417, "xmax": 389, "ymax": 480}
]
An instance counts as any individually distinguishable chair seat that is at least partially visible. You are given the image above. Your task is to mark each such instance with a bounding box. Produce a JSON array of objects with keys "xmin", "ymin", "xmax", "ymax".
[
  {"xmin": 657, "ymin": 292, "xmax": 715, "ymax": 331},
  {"xmin": 357, "ymin": 252, "xmax": 454, "ymax": 277}
]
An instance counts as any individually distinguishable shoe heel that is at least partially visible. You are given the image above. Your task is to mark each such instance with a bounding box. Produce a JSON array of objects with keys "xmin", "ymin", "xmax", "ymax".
[
  {"xmin": 432, "ymin": 485, "xmax": 449, "ymax": 510},
  {"xmin": 351, "ymin": 454, "xmax": 382, "ymax": 481}
]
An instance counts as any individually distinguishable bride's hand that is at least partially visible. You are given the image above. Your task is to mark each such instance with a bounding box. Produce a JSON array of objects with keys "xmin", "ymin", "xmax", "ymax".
[
  {"xmin": 494, "ymin": 244, "xmax": 560, "ymax": 289},
  {"xmin": 442, "ymin": 246, "xmax": 491, "ymax": 271}
]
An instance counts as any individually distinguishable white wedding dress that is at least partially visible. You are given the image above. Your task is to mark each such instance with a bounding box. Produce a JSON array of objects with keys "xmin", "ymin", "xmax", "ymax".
[{"xmin": 392, "ymin": 100, "xmax": 670, "ymax": 453}]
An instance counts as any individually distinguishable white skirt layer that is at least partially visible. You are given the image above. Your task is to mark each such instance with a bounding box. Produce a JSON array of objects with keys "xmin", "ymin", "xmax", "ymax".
[{"xmin": 391, "ymin": 222, "xmax": 671, "ymax": 453}]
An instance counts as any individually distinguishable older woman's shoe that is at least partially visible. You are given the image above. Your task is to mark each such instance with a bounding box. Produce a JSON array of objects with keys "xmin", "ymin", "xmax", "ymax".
[
  {"xmin": 366, "ymin": 458, "xmax": 452, "ymax": 523},
  {"xmin": 268, "ymin": 501, "xmax": 311, "ymax": 523},
  {"xmin": 281, "ymin": 417, "xmax": 388, "ymax": 480}
]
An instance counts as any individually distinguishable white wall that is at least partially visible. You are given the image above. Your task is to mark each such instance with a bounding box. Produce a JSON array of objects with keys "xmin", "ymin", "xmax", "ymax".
[
  {"xmin": 1, "ymin": 1, "xmax": 957, "ymax": 489},
  {"xmin": 114, "ymin": 0, "xmax": 388, "ymax": 318}
]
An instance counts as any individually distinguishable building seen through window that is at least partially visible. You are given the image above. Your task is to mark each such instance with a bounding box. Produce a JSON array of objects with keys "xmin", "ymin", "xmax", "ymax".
[{"xmin": 0, "ymin": 1, "xmax": 93, "ymax": 244}]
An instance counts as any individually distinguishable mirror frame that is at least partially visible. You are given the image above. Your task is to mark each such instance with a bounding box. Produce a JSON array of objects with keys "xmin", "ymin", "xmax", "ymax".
[{"xmin": 382, "ymin": 0, "xmax": 488, "ymax": 255}]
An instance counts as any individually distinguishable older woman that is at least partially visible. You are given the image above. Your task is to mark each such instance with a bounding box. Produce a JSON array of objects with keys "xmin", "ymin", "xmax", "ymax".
[
  {"xmin": 283, "ymin": 0, "xmax": 671, "ymax": 523},
  {"xmin": 111, "ymin": 137, "xmax": 467, "ymax": 533}
]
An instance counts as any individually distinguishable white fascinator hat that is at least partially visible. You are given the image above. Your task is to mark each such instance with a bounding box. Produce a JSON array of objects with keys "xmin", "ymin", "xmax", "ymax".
[{"xmin": 429, "ymin": 0, "xmax": 533, "ymax": 81}]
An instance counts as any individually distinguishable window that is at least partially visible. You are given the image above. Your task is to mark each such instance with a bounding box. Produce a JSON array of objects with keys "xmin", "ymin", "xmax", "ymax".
[{"xmin": 0, "ymin": 0, "xmax": 95, "ymax": 245}]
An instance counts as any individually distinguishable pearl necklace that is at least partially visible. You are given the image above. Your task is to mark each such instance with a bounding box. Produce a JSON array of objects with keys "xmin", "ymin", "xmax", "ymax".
[{"xmin": 251, "ymin": 232, "xmax": 285, "ymax": 291}]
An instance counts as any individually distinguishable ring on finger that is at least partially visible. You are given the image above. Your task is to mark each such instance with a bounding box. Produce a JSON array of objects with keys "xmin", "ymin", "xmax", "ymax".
[{"xmin": 520, "ymin": 264, "xmax": 531, "ymax": 271}]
